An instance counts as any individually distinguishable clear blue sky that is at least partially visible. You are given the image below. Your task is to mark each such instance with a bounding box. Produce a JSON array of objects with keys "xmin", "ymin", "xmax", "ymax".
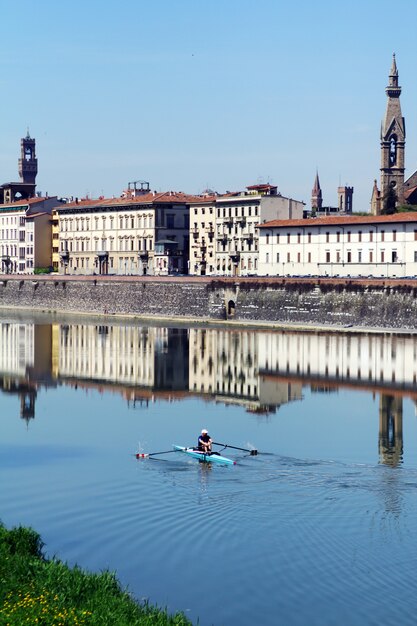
[{"xmin": 1, "ymin": 0, "xmax": 417, "ymax": 211}]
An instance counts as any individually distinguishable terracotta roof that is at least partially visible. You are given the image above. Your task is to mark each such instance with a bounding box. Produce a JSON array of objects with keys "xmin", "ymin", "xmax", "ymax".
[
  {"xmin": 25, "ymin": 212, "xmax": 48, "ymax": 218},
  {"xmin": 259, "ymin": 212, "xmax": 417, "ymax": 229},
  {"xmin": 57, "ymin": 191, "xmax": 205, "ymax": 210},
  {"xmin": 0, "ymin": 197, "xmax": 50, "ymax": 209},
  {"xmin": 404, "ymin": 186, "xmax": 417, "ymax": 200}
]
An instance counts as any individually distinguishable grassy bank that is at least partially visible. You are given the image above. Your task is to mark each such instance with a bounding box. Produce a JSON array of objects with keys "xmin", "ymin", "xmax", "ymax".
[{"xmin": 0, "ymin": 523, "xmax": 193, "ymax": 626}]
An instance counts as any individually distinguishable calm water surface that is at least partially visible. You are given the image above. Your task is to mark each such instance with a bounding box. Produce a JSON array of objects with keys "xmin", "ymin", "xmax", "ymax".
[{"xmin": 1, "ymin": 314, "xmax": 417, "ymax": 626}]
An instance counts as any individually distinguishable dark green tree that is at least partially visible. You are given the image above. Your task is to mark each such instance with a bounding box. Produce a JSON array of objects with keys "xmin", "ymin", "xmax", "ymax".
[{"xmin": 381, "ymin": 185, "xmax": 397, "ymax": 214}]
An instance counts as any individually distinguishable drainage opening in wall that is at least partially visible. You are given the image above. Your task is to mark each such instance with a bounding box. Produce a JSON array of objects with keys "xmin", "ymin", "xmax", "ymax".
[{"xmin": 227, "ymin": 300, "xmax": 236, "ymax": 318}]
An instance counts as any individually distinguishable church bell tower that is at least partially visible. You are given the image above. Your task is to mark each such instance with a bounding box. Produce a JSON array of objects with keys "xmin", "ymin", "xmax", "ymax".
[
  {"xmin": 311, "ymin": 171, "xmax": 323, "ymax": 210},
  {"xmin": 18, "ymin": 130, "xmax": 38, "ymax": 185},
  {"xmin": 380, "ymin": 54, "xmax": 405, "ymax": 207}
]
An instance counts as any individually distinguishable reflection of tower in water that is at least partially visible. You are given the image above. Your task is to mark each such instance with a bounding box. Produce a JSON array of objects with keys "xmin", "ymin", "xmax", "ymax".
[{"xmin": 379, "ymin": 395, "xmax": 403, "ymax": 466}]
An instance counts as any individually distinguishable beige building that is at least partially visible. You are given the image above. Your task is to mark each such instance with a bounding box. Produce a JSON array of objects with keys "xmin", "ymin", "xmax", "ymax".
[
  {"xmin": 0, "ymin": 197, "xmax": 58, "ymax": 274},
  {"xmin": 55, "ymin": 191, "xmax": 200, "ymax": 275},
  {"xmin": 189, "ymin": 184, "xmax": 305, "ymax": 276}
]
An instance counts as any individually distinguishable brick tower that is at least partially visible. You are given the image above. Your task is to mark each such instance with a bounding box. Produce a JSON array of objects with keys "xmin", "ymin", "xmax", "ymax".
[{"xmin": 311, "ymin": 171, "xmax": 323, "ymax": 210}]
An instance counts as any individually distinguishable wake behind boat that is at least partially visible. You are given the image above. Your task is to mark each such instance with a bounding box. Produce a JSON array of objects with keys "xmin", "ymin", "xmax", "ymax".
[{"xmin": 173, "ymin": 445, "xmax": 236, "ymax": 466}]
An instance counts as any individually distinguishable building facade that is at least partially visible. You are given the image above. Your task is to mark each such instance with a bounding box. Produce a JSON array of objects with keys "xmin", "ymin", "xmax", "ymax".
[
  {"xmin": 258, "ymin": 212, "xmax": 417, "ymax": 278},
  {"xmin": 189, "ymin": 185, "xmax": 305, "ymax": 276},
  {"xmin": 55, "ymin": 191, "xmax": 198, "ymax": 275},
  {"xmin": 0, "ymin": 197, "xmax": 58, "ymax": 274}
]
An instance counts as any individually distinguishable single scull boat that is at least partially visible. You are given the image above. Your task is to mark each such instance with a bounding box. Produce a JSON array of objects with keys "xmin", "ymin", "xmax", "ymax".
[{"xmin": 173, "ymin": 445, "xmax": 236, "ymax": 466}]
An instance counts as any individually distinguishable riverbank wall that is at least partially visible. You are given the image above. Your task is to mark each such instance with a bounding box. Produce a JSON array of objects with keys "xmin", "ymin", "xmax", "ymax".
[{"xmin": 1, "ymin": 275, "xmax": 417, "ymax": 330}]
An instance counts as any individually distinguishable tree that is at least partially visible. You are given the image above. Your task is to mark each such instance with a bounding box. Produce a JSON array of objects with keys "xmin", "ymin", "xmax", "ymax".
[{"xmin": 381, "ymin": 186, "xmax": 397, "ymax": 214}]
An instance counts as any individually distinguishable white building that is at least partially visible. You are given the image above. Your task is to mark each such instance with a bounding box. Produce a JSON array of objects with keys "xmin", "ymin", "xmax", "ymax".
[
  {"xmin": 0, "ymin": 197, "xmax": 58, "ymax": 274},
  {"xmin": 189, "ymin": 184, "xmax": 305, "ymax": 276},
  {"xmin": 258, "ymin": 212, "xmax": 417, "ymax": 278}
]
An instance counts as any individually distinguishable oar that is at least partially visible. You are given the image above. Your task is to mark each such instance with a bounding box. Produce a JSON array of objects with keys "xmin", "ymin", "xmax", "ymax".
[
  {"xmin": 136, "ymin": 449, "xmax": 177, "ymax": 459},
  {"xmin": 212, "ymin": 442, "xmax": 258, "ymax": 455}
]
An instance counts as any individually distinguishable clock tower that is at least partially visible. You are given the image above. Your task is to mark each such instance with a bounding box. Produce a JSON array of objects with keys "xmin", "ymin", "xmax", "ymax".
[
  {"xmin": 380, "ymin": 54, "xmax": 405, "ymax": 207},
  {"xmin": 18, "ymin": 130, "xmax": 38, "ymax": 185}
]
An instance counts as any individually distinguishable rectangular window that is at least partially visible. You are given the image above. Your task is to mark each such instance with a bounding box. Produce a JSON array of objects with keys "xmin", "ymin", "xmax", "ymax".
[
  {"xmin": 370, "ymin": 231, "xmax": 373, "ymax": 242},
  {"xmin": 326, "ymin": 232, "xmax": 330, "ymax": 243},
  {"xmin": 266, "ymin": 234, "xmax": 270, "ymax": 244},
  {"xmin": 308, "ymin": 232, "xmax": 311, "ymax": 243},
  {"xmin": 392, "ymin": 250, "xmax": 397, "ymax": 262},
  {"xmin": 336, "ymin": 232, "xmax": 340, "ymax": 243},
  {"xmin": 414, "ymin": 230, "xmax": 417, "ymax": 241},
  {"xmin": 297, "ymin": 233, "xmax": 301, "ymax": 244},
  {"xmin": 336, "ymin": 250, "xmax": 340, "ymax": 263},
  {"xmin": 414, "ymin": 251, "xmax": 417, "ymax": 262},
  {"xmin": 308, "ymin": 252, "xmax": 311, "ymax": 263},
  {"xmin": 276, "ymin": 234, "xmax": 280, "ymax": 244},
  {"xmin": 326, "ymin": 251, "xmax": 330, "ymax": 263},
  {"xmin": 287, "ymin": 252, "xmax": 290, "ymax": 262},
  {"xmin": 287, "ymin": 233, "xmax": 290, "ymax": 243},
  {"xmin": 297, "ymin": 252, "xmax": 301, "ymax": 263},
  {"xmin": 393, "ymin": 230, "xmax": 397, "ymax": 242},
  {"xmin": 347, "ymin": 251, "xmax": 352, "ymax": 263},
  {"xmin": 358, "ymin": 231, "xmax": 362, "ymax": 242},
  {"xmin": 347, "ymin": 231, "xmax": 351, "ymax": 242},
  {"xmin": 370, "ymin": 250, "xmax": 373, "ymax": 263},
  {"xmin": 381, "ymin": 231, "xmax": 385, "ymax": 242},
  {"xmin": 358, "ymin": 250, "xmax": 362, "ymax": 263},
  {"xmin": 276, "ymin": 252, "xmax": 280, "ymax": 263},
  {"xmin": 266, "ymin": 253, "xmax": 269, "ymax": 264},
  {"xmin": 381, "ymin": 250, "xmax": 385, "ymax": 263}
]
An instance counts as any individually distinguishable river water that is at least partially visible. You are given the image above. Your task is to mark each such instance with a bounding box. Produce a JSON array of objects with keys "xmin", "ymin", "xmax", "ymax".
[{"xmin": 1, "ymin": 314, "xmax": 417, "ymax": 626}]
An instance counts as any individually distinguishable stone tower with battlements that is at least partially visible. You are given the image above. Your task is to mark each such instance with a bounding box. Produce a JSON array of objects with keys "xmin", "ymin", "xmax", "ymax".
[{"xmin": 18, "ymin": 130, "xmax": 38, "ymax": 185}]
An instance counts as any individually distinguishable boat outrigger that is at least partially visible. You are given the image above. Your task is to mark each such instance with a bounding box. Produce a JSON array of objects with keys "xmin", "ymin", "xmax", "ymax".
[{"xmin": 135, "ymin": 442, "xmax": 257, "ymax": 465}]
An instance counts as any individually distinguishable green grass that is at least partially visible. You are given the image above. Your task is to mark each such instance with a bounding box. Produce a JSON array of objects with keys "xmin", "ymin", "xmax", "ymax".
[{"xmin": 0, "ymin": 523, "xmax": 193, "ymax": 625}]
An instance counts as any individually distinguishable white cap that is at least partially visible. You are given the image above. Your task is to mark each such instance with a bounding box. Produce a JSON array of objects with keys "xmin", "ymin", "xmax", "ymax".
[{"xmin": 201, "ymin": 429, "xmax": 208, "ymax": 434}]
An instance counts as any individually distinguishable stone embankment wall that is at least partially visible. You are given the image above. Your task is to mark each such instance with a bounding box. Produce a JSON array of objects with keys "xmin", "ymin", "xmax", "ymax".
[{"xmin": 1, "ymin": 275, "xmax": 417, "ymax": 330}]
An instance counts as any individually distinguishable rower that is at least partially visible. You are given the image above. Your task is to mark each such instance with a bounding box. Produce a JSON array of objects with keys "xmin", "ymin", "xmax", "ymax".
[{"xmin": 197, "ymin": 429, "xmax": 212, "ymax": 453}]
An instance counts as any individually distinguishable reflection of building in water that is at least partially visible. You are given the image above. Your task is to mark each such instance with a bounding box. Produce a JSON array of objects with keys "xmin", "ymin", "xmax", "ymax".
[
  {"xmin": 379, "ymin": 395, "xmax": 403, "ymax": 466},
  {"xmin": 0, "ymin": 321, "xmax": 54, "ymax": 421},
  {"xmin": 258, "ymin": 332, "xmax": 417, "ymax": 392},
  {"xmin": 0, "ymin": 322, "xmax": 34, "ymax": 376},
  {"xmin": 154, "ymin": 328, "xmax": 189, "ymax": 390},
  {"xmin": 58, "ymin": 324, "xmax": 189, "ymax": 391},
  {"xmin": 189, "ymin": 328, "xmax": 302, "ymax": 414},
  {"xmin": 258, "ymin": 331, "xmax": 412, "ymax": 464}
]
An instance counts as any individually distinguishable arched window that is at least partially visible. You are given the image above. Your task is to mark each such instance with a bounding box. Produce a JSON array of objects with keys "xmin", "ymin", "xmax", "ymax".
[{"xmin": 390, "ymin": 135, "xmax": 397, "ymax": 165}]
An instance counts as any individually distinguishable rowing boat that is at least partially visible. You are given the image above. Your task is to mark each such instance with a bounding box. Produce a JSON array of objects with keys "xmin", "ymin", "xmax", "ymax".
[{"xmin": 173, "ymin": 445, "xmax": 236, "ymax": 466}]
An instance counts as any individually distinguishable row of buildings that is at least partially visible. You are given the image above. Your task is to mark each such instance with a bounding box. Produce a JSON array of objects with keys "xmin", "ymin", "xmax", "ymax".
[
  {"xmin": 3, "ymin": 181, "xmax": 417, "ymax": 279},
  {"xmin": 1, "ymin": 56, "xmax": 417, "ymax": 279}
]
